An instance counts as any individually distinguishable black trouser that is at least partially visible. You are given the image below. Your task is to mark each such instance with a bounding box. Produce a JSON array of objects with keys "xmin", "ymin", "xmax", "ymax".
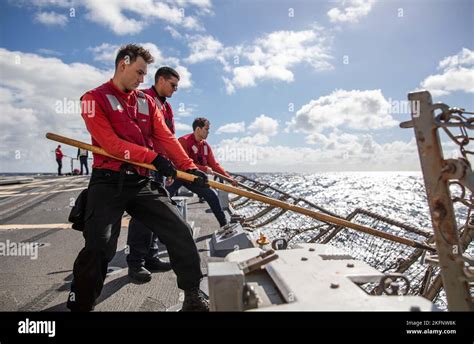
[
  {"xmin": 79, "ymin": 156, "xmax": 89, "ymax": 175},
  {"xmin": 126, "ymin": 218, "xmax": 161, "ymax": 268},
  {"xmin": 167, "ymin": 180, "xmax": 228, "ymax": 227},
  {"xmin": 126, "ymin": 173, "xmax": 164, "ymax": 268},
  {"xmin": 56, "ymin": 158, "xmax": 62, "ymax": 176},
  {"xmin": 67, "ymin": 169, "xmax": 202, "ymax": 312}
]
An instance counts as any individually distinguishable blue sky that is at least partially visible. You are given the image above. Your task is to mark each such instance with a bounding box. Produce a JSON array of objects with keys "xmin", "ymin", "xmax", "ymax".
[{"xmin": 0, "ymin": 0, "xmax": 473, "ymax": 173}]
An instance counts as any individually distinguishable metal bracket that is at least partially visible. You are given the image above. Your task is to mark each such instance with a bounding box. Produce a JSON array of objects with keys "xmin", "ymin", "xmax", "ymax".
[
  {"xmin": 217, "ymin": 222, "xmax": 240, "ymax": 237},
  {"xmin": 443, "ymin": 158, "xmax": 474, "ymax": 192},
  {"xmin": 238, "ymin": 249, "xmax": 279, "ymax": 274}
]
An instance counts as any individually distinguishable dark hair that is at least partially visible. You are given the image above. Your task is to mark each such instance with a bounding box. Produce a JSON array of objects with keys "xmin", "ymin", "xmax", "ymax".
[
  {"xmin": 154, "ymin": 66, "xmax": 180, "ymax": 84},
  {"xmin": 115, "ymin": 44, "xmax": 154, "ymax": 69},
  {"xmin": 192, "ymin": 117, "xmax": 209, "ymax": 131}
]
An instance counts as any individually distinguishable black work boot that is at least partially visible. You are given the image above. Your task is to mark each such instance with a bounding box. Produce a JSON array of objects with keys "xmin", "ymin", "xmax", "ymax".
[
  {"xmin": 128, "ymin": 266, "xmax": 152, "ymax": 282},
  {"xmin": 181, "ymin": 288, "xmax": 209, "ymax": 312},
  {"xmin": 144, "ymin": 258, "xmax": 172, "ymax": 272}
]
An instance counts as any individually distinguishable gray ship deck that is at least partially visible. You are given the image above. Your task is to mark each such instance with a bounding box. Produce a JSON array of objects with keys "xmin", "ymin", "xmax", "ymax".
[
  {"xmin": 0, "ymin": 176, "xmax": 471, "ymax": 340},
  {"xmin": 0, "ymin": 175, "xmax": 222, "ymax": 312}
]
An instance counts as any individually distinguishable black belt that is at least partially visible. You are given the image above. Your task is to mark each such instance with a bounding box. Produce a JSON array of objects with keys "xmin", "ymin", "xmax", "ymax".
[
  {"xmin": 117, "ymin": 164, "xmax": 141, "ymax": 196},
  {"xmin": 91, "ymin": 167, "xmax": 144, "ymax": 197},
  {"xmin": 90, "ymin": 168, "xmax": 168, "ymax": 197},
  {"xmin": 91, "ymin": 168, "xmax": 139, "ymax": 178}
]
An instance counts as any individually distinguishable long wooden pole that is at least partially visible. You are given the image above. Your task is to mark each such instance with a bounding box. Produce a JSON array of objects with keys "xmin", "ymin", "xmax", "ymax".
[
  {"xmin": 212, "ymin": 171, "xmax": 267, "ymax": 196},
  {"xmin": 46, "ymin": 132, "xmax": 435, "ymax": 252}
]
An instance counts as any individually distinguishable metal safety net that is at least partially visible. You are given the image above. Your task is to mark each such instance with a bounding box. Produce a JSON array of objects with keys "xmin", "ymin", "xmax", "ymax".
[{"xmin": 228, "ymin": 173, "xmax": 439, "ymax": 300}]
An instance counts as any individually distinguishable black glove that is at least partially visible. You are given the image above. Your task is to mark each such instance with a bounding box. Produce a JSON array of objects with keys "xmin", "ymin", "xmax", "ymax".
[
  {"xmin": 186, "ymin": 169, "xmax": 209, "ymax": 188},
  {"xmin": 152, "ymin": 155, "xmax": 176, "ymax": 178}
]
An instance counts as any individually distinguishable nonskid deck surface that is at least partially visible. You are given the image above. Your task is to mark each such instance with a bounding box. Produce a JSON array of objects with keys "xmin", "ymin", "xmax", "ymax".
[{"xmin": 0, "ymin": 175, "xmax": 222, "ymax": 311}]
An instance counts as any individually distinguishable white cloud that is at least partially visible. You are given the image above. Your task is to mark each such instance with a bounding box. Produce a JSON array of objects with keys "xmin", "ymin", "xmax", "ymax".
[
  {"xmin": 0, "ymin": 48, "xmax": 110, "ymax": 173},
  {"xmin": 34, "ymin": 11, "xmax": 68, "ymax": 26},
  {"xmin": 438, "ymin": 47, "xmax": 474, "ymax": 70},
  {"xmin": 327, "ymin": 0, "xmax": 376, "ymax": 24},
  {"xmin": 185, "ymin": 27, "xmax": 333, "ymax": 94},
  {"xmin": 289, "ymin": 89, "xmax": 397, "ymax": 135},
  {"xmin": 186, "ymin": 35, "xmax": 225, "ymax": 64},
  {"xmin": 240, "ymin": 134, "xmax": 269, "ymax": 145},
  {"xmin": 219, "ymin": 134, "xmax": 270, "ymax": 147},
  {"xmin": 175, "ymin": 103, "xmax": 198, "ymax": 117},
  {"xmin": 20, "ymin": 0, "xmax": 74, "ymax": 6},
  {"xmin": 214, "ymin": 134, "xmax": 420, "ymax": 172},
  {"xmin": 84, "ymin": 1, "xmax": 144, "ymax": 35},
  {"xmin": 174, "ymin": 65, "xmax": 193, "ymax": 89},
  {"xmin": 216, "ymin": 122, "xmax": 246, "ymax": 134},
  {"xmin": 174, "ymin": 0, "xmax": 212, "ymax": 8},
  {"xmin": 306, "ymin": 129, "xmax": 359, "ymax": 147},
  {"xmin": 165, "ymin": 25, "xmax": 184, "ymax": 40},
  {"xmin": 26, "ymin": 0, "xmax": 211, "ymax": 35},
  {"xmin": 420, "ymin": 48, "xmax": 474, "ymax": 96},
  {"xmin": 305, "ymin": 129, "xmax": 384, "ymax": 158},
  {"xmin": 210, "ymin": 109, "xmax": 419, "ymax": 172},
  {"xmin": 36, "ymin": 48, "xmax": 63, "ymax": 56},
  {"xmin": 175, "ymin": 122, "xmax": 193, "ymax": 132},
  {"xmin": 89, "ymin": 43, "xmax": 118, "ymax": 64},
  {"xmin": 0, "ymin": 47, "xmax": 196, "ymax": 172},
  {"xmin": 89, "ymin": 42, "xmax": 193, "ymax": 89},
  {"xmin": 222, "ymin": 77, "xmax": 235, "ymax": 94},
  {"xmin": 232, "ymin": 65, "xmax": 267, "ymax": 88},
  {"xmin": 249, "ymin": 115, "xmax": 279, "ymax": 136}
]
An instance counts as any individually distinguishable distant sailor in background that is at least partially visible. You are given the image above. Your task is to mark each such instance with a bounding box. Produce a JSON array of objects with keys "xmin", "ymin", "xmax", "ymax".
[
  {"xmin": 77, "ymin": 148, "xmax": 89, "ymax": 175},
  {"xmin": 55, "ymin": 145, "xmax": 63, "ymax": 176},
  {"xmin": 167, "ymin": 117, "xmax": 238, "ymax": 228}
]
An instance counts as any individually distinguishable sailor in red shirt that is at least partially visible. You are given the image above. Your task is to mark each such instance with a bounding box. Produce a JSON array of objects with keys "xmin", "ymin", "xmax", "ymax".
[
  {"xmin": 55, "ymin": 145, "xmax": 63, "ymax": 176},
  {"xmin": 126, "ymin": 67, "xmax": 181, "ymax": 281},
  {"xmin": 167, "ymin": 117, "xmax": 238, "ymax": 227},
  {"xmin": 67, "ymin": 44, "xmax": 209, "ymax": 312},
  {"xmin": 142, "ymin": 67, "xmax": 177, "ymax": 135}
]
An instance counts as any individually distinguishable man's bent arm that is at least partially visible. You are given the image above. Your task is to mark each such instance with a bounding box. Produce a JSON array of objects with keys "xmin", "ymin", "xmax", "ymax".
[
  {"xmin": 207, "ymin": 145, "xmax": 231, "ymax": 177},
  {"xmin": 151, "ymin": 106, "xmax": 196, "ymax": 171}
]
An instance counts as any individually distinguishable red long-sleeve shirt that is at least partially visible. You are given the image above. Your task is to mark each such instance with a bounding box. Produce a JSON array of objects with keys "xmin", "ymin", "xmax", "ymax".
[
  {"xmin": 55, "ymin": 148, "xmax": 63, "ymax": 160},
  {"xmin": 178, "ymin": 133, "xmax": 230, "ymax": 178},
  {"xmin": 142, "ymin": 86, "xmax": 175, "ymax": 134},
  {"xmin": 81, "ymin": 80, "xmax": 195, "ymax": 175}
]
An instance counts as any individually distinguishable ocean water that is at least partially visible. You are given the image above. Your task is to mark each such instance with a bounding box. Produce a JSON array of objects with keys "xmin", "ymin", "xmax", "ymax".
[
  {"xmin": 238, "ymin": 171, "xmax": 469, "ymax": 232},
  {"xmin": 231, "ymin": 171, "xmax": 472, "ymax": 310}
]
